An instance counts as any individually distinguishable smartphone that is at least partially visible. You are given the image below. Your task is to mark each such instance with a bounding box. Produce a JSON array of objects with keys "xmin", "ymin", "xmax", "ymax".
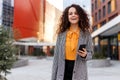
[{"xmin": 79, "ymin": 44, "xmax": 86, "ymax": 51}]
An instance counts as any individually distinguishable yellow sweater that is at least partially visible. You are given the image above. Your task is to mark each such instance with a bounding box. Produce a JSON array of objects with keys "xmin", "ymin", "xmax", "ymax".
[{"xmin": 65, "ymin": 27, "xmax": 80, "ymax": 60}]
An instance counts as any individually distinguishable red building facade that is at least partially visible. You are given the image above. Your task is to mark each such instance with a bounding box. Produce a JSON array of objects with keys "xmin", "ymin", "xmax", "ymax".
[
  {"xmin": 13, "ymin": 0, "xmax": 62, "ymax": 56},
  {"xmin": 13, "ymin": 0, "xmax": 45, "ymax": 40}
]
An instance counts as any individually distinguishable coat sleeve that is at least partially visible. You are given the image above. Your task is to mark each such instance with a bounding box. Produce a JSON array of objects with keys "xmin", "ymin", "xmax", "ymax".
[
  {"xmin": 51, "ymin": 35, "xmax": 60, "ymax": 80},
  {"xmin": 80, "ymin": 32, "xmax": 93, "ymax": 61}
]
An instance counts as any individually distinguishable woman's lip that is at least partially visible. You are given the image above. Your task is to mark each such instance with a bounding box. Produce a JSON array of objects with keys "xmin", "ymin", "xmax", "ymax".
[
  {"xmin": 71, "ymin": 18, "xmax": 77, "ymax": 20},
  {"xmin": 71, "ymin": 17, "xmax": 77, "ymax": 19}
]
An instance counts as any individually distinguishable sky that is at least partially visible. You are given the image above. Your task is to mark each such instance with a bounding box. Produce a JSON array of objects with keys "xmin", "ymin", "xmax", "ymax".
[
  {"xmin": 11, "ymin": 0, "xmax": 14, "ymax": 6},
  {"xmin": 46, "ymin": 0, "xmax": 91, "ymax": 15}
]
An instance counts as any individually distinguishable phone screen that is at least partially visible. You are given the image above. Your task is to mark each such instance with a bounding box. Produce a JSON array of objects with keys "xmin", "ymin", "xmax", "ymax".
[{"xmin": 79, "ymin": 44, "xmax": 86, "ymax": 51}]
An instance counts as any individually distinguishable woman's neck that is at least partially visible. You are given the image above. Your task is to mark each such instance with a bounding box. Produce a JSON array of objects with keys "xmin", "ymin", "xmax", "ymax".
[{"xmin": 70, "ymin": 24, "xmax": 79, "ymax": 31}]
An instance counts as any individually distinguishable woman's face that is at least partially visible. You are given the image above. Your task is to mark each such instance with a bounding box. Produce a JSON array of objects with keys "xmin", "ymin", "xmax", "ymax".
[{"xmin": 68, "ymin": 7, "xmax": 79, "ymax": 25}]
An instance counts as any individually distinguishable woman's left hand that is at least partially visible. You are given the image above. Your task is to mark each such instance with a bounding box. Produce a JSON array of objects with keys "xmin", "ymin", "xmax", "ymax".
[{"xmin": 77, "ymin": 48, "xmax": 87, "ymax": 58}]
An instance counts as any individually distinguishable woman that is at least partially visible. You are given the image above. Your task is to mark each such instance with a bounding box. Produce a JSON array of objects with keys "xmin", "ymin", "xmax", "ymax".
[{"xmin": 51, "ymin": 4, "xmax": 93, "ymax": 80}]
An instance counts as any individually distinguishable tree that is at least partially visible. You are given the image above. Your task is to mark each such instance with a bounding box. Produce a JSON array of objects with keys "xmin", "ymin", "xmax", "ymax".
[{"xmin": 0, "ymin": 26, "xmax": 17, "ymax": 80}]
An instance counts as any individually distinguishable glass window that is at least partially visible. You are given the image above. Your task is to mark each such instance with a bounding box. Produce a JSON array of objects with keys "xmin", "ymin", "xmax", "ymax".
[
  {"xmin": 111, "ymin": 0, "xmax": 116, "ymax": 12},
  {"xmin": 93, "ymin": 26, "xmax": 97, "ymax": 31},
  {"xmin": 92, "ymin": 3, "xmax": 94, "ymax": 12},
  {"xmin": 95, "ymin": 0, "xmax": 97, "ymax": 9},
  {"xmin": 95, "ymin": 13, "xmax": 97, "ymax": 22},
  {"xmin": 103, "ymin": 6, "xmax": 106, "ymax": 17},
  {"xmin": 101, "ymin": 0, "xmax": 105, "ymax": 3},
  {"xmin": 108, "ymin": 1, "xmax": 111, "ymax": 14},
  {"xmin": 100, "ymin": 20, "xmax": 106, "ymax": 26},
  {"xmin": 98, "ymin": 9, "xmax": 101, "ymax": 20},
  {"xmin": 2, "ymin": 1, "xmax": 13, "ymax": 27}
]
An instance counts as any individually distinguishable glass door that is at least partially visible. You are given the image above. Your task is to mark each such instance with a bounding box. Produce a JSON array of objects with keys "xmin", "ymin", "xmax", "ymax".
[{"xmin": 110, "ymin": 35, "xmax": 118, "ymax": 60}]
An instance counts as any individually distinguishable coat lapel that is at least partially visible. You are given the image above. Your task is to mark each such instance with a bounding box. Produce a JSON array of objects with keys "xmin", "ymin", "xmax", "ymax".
[
  {"xmin": 77, "ymin": 30, "xmax": 84, "ymax": 51},
  {"xmin": 59, "ymin": 31, "xmax": 67, "ymax": 59}
]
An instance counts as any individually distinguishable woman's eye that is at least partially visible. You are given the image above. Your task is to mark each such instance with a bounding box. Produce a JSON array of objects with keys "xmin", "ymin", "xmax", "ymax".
[
  {"xmin": 69, "ymin": 12, "xmax": 72, "ymax": 15},
  {"xmin": 68, "ymin": 12, "xmax": 78, "ymax": 15}
]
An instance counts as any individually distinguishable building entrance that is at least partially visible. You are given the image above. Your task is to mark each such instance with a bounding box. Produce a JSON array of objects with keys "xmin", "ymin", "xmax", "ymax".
[
  {"xmin": 109, "ymin": 35, "xmax": 118, "ymax": 60},
  {"xmin": 100, "ymin": 34, "xmax": 119, "ymax": 60}
]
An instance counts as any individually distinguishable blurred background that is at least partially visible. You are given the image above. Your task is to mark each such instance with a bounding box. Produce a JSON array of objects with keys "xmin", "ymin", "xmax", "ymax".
[{"xmin": 0, "ymin": 0, "xmax": 120, "ymax": 60}]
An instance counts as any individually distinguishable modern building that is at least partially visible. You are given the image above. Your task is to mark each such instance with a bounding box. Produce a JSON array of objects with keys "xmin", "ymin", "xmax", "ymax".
[
  {"xmin": 0, "ymin": 0, "xmax": 2, "ymax": 25},
  {"xmin": 91, "ymin": 0, "xmax": 120, "ymax": 60},
  {"xmin": 13, "ymin": 0, "xmax": 62, "ymax": 55},
  {"xmin": 1, "ymin": 0, "xmax": 92, "ymax": 56},
  {"xmin": 0, "ymin": 0, "xmax": 13, "ymax": 28},
  {"xmin": 13, "ymin": 0, "xmax": 45, "ymax": 40},
  {"xmin": 44, "ymin": 0, "xmax": 62, "ymax": 43}
]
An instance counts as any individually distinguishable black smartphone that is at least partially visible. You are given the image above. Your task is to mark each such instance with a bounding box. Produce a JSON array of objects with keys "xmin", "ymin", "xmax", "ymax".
[{"xmin": 79, "ymin": 44, "xmax": 86, "ymax": 51}]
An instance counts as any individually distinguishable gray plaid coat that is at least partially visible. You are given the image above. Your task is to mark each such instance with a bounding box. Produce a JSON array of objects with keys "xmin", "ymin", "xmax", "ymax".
[{"xmin": 51, "ymin": 30, "xmax": 93, "ymax": 80}]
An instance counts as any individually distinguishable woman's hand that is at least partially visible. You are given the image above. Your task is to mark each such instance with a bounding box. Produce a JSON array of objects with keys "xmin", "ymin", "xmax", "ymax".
[{"xmin": 77, "ymin": 48, "xmax": 87, "ymax": 58}]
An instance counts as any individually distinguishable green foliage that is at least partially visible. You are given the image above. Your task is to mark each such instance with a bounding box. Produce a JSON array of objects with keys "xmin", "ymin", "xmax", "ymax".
[
  {"xmin": 92, "ymin": 52, "xmax": 106, "ymax": 59},
  {"xmin": 0, "ymin": 26, "xmax": 18, "ymax": 79},
  {"xmin": 93, "ymin": 46, "xmax": 107, "ymax": 59}
]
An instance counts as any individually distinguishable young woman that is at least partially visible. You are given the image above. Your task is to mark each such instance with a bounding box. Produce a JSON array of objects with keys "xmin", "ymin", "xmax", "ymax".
[{"xmin": 51, "ymin": 4, "xmax": 93, "ymax": 80}]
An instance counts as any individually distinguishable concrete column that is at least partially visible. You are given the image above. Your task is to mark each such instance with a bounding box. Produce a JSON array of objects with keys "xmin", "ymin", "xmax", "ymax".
[
  {"xmin": 107, "ymin": 38, "xmax": 111, "ymax": 58},
  {"xmin": 98, "ymin": 36, "xmax": 101, "ymax": 53},
  {"xmin": 25, "ymin": 45, "xmax": 28, "ymax": 55}
]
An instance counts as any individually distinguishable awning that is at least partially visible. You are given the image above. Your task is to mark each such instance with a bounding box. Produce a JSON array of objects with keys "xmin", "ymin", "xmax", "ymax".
[
  {"xmin": 18, "ymin": 37, "xmax": 37, "ymax": 42},
  {"xmin": 91, "ymin": 15, "xmax": 120, "ymax": 38},
  {"xmin": 13, "ymin": 41, "xmax": 56, "ymax": 46}
]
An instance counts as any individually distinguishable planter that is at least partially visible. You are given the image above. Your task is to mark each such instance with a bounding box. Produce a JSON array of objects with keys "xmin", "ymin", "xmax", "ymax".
[
  {"xmin": 0, "ymin": 75, "xmax": 6, "ymax": 80},
  {"xmin": 12, "ymin": 59, "xmax": 28, "ymax": 68},
  {"xmin": 46, "ymin": 56, "xmax": 54, "ymax": 60},
  {"xmin": 88, "ymin": 58, "xmax": 111, "ymax": 68}
]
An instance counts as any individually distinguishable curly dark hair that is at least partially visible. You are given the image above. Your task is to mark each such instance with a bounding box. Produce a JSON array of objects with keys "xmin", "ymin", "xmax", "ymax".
[{"xmin": 57, "ymin": 4, "xmax": 90, "ymax": 34}]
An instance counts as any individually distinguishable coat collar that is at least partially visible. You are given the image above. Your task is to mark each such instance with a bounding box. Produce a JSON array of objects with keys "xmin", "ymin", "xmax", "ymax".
[
  {"xmin": 59, "ymin": 30, "xmax": 84, "ymax": 39},
  {"xmin": 58, "ymin": 30, "xmax": 85, "ymax": 56}
]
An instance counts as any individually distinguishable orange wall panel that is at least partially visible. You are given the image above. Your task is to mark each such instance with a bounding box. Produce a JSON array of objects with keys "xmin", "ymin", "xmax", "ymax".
[{"xmin": 13, "ymin": 0, "xmax": 41, "ymax": 40}]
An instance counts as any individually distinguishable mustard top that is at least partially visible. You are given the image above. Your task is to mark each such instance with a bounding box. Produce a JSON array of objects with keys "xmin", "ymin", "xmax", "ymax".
[{"xmin": 65, "ymin": 27, "xmax": 80, "ymax": 60}]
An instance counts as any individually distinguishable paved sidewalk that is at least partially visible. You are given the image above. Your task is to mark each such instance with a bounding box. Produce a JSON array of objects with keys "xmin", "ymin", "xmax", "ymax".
[
  {"xmin": 88, "ymin": 61, "xmax": 120, "ymax": 80},
  {"xmin": 6, "ymin": 56, "xmax": 120, "ymax": 80}
]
